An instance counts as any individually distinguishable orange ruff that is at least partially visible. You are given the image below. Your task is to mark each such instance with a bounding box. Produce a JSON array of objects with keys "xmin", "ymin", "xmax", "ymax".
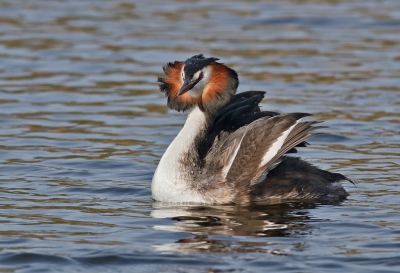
[
  {"xmin": 202, "ymin": 64, "xmax": 230, "ymax": 104},
  {"xmin": 164, "ymin": 62, "xmax": 201, "ymax": 105}
]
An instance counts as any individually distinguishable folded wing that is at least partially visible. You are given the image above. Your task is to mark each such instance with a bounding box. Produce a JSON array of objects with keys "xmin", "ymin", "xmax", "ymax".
[{"xmin": 202, "ymin": 93, "xmax": 323, "ymax": 200}]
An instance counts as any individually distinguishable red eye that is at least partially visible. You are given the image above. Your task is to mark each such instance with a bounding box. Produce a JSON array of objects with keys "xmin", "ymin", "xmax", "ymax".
[{"xmin": 199, "ymin": 72, "xmax": 204, "ymax": 79}]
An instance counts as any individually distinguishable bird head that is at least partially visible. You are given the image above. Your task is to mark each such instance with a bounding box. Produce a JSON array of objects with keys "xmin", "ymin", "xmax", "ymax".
[{"xmin": 158, "ymin": 54, "xmax": 239, "ymax": 114}]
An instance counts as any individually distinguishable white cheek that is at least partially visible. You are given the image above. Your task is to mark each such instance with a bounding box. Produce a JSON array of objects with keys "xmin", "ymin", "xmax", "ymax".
[
  {"xmin": 181, "ymin": 66, "xmax": 185, "ymax": 84},
  {"xmin": 187, "ymin": 68, "xmax": 211, "ymax": 98},
  {"xmin": 188, "ymin": 81, "xmax": 205, "ymax": 98},
  {"xmin": 193, "ymin": 71, "xmax": 201, "ymax": 80}
]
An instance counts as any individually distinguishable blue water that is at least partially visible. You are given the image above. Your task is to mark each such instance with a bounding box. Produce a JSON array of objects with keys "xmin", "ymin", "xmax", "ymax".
[{"xmin": 0, "ymin": 0, "xmax": 399, "ymax": 272}]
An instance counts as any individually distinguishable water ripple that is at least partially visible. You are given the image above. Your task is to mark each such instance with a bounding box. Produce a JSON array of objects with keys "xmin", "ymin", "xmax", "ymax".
[{"xmin": 0, "ymin": 0, "xmax": 399, "ymax": 272}]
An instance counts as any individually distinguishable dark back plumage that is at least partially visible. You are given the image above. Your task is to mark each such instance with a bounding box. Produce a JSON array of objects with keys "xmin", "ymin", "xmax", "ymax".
[{"xmin": 198, "ymin": 91, "xmax": 280, "ymax": 159}]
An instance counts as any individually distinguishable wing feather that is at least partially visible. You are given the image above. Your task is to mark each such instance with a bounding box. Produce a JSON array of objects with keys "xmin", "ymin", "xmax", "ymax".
[
  {"xmin": 225, "ymin": 113, "xmax": 311, "ymax": 191},
  {"xmin": 199, "ymin": 92, "xmax": 323, "ymax": 202}
]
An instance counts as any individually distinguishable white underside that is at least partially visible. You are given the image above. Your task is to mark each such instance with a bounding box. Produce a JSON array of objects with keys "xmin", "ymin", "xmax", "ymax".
[{"xmin": 152, "ymin": 107, "xmax": 207, "ymax": 203}]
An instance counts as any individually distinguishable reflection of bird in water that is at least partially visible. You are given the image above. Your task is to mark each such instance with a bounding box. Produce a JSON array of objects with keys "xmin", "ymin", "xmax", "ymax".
[
  {"xmin": 153, "ymin": 204, "xmax": 285, "ymax": 237},
  {"xmin": 151, "ymin": 202, "xmax": 323, "ymax": 254},
  {"xmin": 152, "ymin": 54, "xmax": 353, "ymax": 204}
]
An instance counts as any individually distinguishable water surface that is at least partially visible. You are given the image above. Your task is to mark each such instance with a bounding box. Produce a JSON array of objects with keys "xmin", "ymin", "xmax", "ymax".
[{"xmin": 0, "ymin": 0, "xmax": 399, "ymax": 272}]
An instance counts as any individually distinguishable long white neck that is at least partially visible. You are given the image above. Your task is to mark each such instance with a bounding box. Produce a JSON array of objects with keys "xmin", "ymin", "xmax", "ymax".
[{"xmin": 152, "ymin": 106, "xmax": 208, "ymax": 203}]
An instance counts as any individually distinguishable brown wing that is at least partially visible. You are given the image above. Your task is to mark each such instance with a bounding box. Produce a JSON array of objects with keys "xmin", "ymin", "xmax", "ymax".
[{"xmin": 205, "ymin": 113, "xmax": 321, "ymax": 201}]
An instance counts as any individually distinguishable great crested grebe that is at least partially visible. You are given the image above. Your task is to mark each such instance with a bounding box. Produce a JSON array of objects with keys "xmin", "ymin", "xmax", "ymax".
[{"xmin": 152, "ymin": 54, "xmax": 352, "ymax": 204}]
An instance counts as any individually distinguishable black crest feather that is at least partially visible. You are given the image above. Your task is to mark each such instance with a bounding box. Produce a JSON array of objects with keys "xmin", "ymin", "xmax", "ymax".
[{"xmin": 184, "ymin": 54, "xmax": 219, "ymax": 79}]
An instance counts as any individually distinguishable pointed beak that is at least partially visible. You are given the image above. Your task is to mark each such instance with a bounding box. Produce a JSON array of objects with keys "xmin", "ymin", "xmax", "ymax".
[{"xmin": 177, "ymin": 80, "xmax": 195, "ymax": 96}]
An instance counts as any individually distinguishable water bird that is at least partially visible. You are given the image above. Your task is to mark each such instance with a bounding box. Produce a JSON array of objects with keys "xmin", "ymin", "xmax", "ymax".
[{"xmin": 152, "ymin": 54, "xmax": 352, "ymax": 204}]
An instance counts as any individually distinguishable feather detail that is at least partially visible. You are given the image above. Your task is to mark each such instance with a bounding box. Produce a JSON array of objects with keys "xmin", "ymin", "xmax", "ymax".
[
  {"xmin": 198, "ymin": 63, "xmax": 239, "ymax": 114},
  {"xmin": 214, "ymin": 113, "xmax": 318, "ymax": 201},
  {"xmin": 202, "ymin": 64, "xmax": 230, "ymax": 103},
  {"xmin": 158, "ymin": 57, "xmax": 237, "ymax": 113},
  {"xmin": 158, "ymin": 61, "xmax": 200, "ymax": 112}
]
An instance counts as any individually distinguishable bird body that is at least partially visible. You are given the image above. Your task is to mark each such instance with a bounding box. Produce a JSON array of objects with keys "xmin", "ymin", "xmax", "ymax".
[{"xmin": 152, "ymin": 54, "xmax": 352, "ymax": 204}]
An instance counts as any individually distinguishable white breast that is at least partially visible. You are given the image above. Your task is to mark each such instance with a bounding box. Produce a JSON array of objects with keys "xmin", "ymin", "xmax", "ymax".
[{"xmin": 152, "ymin": 106, "xmax": 207, "ymax": 203}]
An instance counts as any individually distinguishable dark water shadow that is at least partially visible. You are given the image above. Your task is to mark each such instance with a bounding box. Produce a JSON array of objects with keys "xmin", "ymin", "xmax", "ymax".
[{"xmin": 151, "ymin": 200, "xmax": 346, "ymax": 253}]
